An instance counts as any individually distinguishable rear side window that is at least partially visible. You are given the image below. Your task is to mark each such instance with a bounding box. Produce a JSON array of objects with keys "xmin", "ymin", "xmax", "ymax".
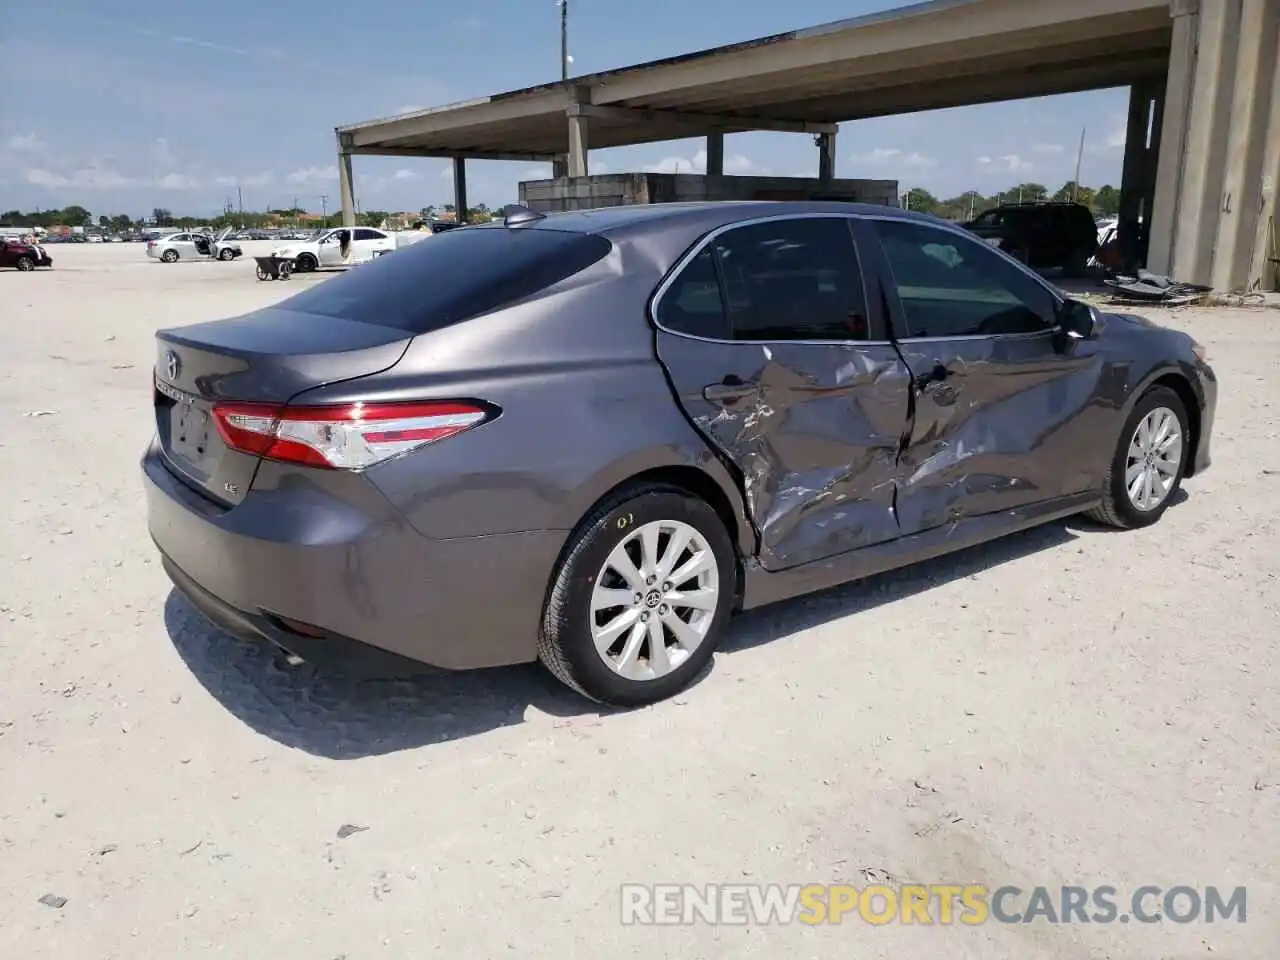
[
  {"xmin": 657, "ymin": 217, "xmax": 873, "ymax": 342},
  {"xmin": 278, "ymin": 226, "xmax": 613, "ymax": 333}
]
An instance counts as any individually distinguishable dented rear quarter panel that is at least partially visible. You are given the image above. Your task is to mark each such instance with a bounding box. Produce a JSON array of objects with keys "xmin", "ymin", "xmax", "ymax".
[{"xmin": 296, "ymin": 234, "xmax": 755, "ymax": 551}]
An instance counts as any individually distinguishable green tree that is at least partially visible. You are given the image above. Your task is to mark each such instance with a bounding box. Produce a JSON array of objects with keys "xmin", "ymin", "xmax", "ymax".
[
  {"xmin": 1094, "ymin": 184, "xmax": 1120, "ymax": 217},
  {"xmin": 1008, "ymin": 182, "xmax": 1048, "ymax": 203},
  {"xmin": 1052, "ymin": 181, "xmax": 1096, "ymax": 207},
  {"xmin": 902, "ymin": 188, "xmax": 939, "ymax": 214}
]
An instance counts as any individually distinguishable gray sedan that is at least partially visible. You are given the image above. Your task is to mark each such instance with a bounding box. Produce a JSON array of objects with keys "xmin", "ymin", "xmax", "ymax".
[{"xmin": 142, "ymin": 201, "xmax": 1216, "ymax": 705}]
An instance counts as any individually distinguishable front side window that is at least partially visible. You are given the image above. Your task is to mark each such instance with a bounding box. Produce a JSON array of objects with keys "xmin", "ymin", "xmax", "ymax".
[
  {"xmin": 875, "ymin": 220, "xmax": 1057, "ymax": 338},
  {"xmin": 353, "ymin": 228, "xmax": 384, "ymax": 241}
]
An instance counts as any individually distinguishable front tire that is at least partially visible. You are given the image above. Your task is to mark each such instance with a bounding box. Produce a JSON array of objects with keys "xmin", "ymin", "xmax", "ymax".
[
  {"xmin": 294, "ymin": 253, "xmax": 317, "ymax": 272},
  {"xmin": 1087, "ymin": 385, "xmax": 1189, "ymax": 529},
  {"xmin": 218, "ymin": 248, "xmax": 235, "ymax": 261},
  {"xmin": 15, "ymin": 256, "xmax": 35, "ymax": 272},
  {"xmin": 538, "ymin": 485, "xmax": 736, "ymax": 707}
]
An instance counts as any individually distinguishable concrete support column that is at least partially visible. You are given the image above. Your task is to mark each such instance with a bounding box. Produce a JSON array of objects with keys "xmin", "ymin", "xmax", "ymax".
[
  {"xmin": 1211, "ymin": 0, "xmax": 1279, "ymax": 290},
  {"xmin": 567, "ymin": 109, "xmax": 589, "ymax": 178},
  {"xmin": 1118, "ymin": 78, "xmax": 1163, "ymax": 270},
  {"xmin": 338, "ymin": 149, "xmax": 356, "ymax": 228},
  {"xmin": 706, "ymin": 133, "xmax": 725, "ymax": 176},
  {"xmin": 817, "ymin": 131, "xmax": 837, "ymax": 184},
  {"xmin": 1247, "ymin": 2, "xmax": 1280, "ymax": 291},
  {"xmin": 1170, "ymin": 0, "xmax": 1239, "ymax": 285},
  {"xmin": 1147, "ymin": 2, "xmax": 1198, "ymax": 274},
  {"xmin": 453, "ymin": 158, "xmax": 468, "ymax": 224}
]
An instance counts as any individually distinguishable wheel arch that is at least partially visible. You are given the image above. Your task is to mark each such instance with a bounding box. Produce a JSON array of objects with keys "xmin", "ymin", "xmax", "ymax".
[
  {"xmin": 1129, "ymin": 365, "xmax": 1203, "ymax": 478},
  {"xmin": 557, "ymin": 460, "xmax": 754, "ymax": 611}
]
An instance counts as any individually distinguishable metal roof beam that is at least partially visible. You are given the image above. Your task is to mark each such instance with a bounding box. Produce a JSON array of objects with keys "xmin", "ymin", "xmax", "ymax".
[
  {"xmin": 569, "ymin": 103, "xmax": 837, "ymax": 135},
  {"xmin": 348, "ymin": 146, "xmax": 559, "ymax": 163}
]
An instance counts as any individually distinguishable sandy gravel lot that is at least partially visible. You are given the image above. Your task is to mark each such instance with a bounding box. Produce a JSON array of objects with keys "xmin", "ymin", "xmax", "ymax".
[{"xmin": 2, "ymin": 242, "xmax": 1277, "ymax": 959}]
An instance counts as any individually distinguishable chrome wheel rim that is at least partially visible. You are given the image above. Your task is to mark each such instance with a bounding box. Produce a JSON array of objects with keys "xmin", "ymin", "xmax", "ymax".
[
  {"xmin": 1125, "ymin": 406, "xmax": 1183, "ymax": 511},
  {"xmin": 590, "ymin": 519, "xmax": 719, "ymax": 681}
]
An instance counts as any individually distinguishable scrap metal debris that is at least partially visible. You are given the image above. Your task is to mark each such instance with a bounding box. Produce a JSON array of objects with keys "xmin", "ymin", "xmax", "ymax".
[
  {"xmin": 336, "ymin": 823, "xmax": 369, "ymax": 840},
  {"xmin": 1103, "ymin": 270, "xmax": 1212, "ymax": 306},
  {"xmin": 38, "ymin": 894, "xmax": 67, "ymax": 909}
]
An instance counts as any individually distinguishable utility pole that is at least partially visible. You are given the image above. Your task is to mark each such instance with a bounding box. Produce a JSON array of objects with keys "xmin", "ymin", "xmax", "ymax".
[
  {"xmin": 237, "ymin": 186, "xmax": 243, "ymax": 216},
  {"xmin": 560, "ymin": 0, "xmax": 569, "ymax": 80},
  {"xmin": 1072, "ymin": 126, "xmax": 1086, "ymax": 202},
  {"xmin": 319, "ymin": 194, "xmax": 328, "ymax": 227}
]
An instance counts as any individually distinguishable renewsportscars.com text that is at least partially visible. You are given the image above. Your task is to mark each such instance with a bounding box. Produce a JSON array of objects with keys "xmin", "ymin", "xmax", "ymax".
[{"xmin": 620, "ymin": 883, "xmax": 1247, "ymax": 926}]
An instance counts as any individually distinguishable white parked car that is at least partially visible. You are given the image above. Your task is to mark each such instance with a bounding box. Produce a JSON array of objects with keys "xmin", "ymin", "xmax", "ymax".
[
  {"xmin": 146, "ymin": 228, "xmax": 243, "ymax": 263},
  {"xmin": 270, "ymin": 226, "xmax": 424, "ymax": 271}
]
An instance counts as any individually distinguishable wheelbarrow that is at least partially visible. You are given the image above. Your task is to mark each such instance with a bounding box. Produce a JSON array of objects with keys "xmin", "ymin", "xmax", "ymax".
[{"xmin": 254, "ymin": 255, "xmax": 293, "ymax": 281}]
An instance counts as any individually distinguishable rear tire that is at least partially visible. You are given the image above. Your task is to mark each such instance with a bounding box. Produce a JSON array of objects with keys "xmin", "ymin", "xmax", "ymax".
[
  {"xmin": 15, "ymin": 256, "xmax": 35, "ymax": 272},
  {"xmin": 538, "ymin": 484, "xmax": 736, "ymax": 707},
  {"xmin": 294, "ymin": 253, "xmax": 317, "ymax": 272},
  {"xmin": 1086, "ymin": 385, "xmax": 1189, "ymax": 529},
  {"xmin": 161, "ymin": 249, "xmax": 179, "ymax": 263}
]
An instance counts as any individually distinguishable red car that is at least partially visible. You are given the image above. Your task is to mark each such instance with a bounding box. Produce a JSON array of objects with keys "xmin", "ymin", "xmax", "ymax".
[{"xmin": 0, "ymin": 238, "xmax": 54, "ymax": 271}]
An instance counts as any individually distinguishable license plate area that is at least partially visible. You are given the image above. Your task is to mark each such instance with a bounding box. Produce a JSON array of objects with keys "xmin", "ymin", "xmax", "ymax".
[{"xmin": 157, "ymin": 380, "xmax": 215, "ymax": 468}]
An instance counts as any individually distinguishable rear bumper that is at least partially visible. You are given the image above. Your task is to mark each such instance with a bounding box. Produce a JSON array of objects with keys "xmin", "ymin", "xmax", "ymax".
[{"xmin": 142, "ymin": 440, "xmax": 566, "ymax": 672}]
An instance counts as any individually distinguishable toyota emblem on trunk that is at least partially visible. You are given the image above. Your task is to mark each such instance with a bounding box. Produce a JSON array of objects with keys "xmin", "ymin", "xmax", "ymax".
[{"xmin": 165, "ymin": 350, "xmax": 180, "ymax": 381}]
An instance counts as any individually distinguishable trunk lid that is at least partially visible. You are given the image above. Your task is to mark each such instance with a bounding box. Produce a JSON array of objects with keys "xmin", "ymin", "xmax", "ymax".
[{"xmin": 153, "ymin": 308, "xmax": 411, "ymax": 506}]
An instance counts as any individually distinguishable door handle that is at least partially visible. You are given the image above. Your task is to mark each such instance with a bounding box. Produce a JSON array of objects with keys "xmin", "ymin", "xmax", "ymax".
[
  {"xmin": 913, "ymin": 363, "xmax": 952, "ymax": 390},
  {"xmin": 703, "ymin": 375, "xmax": 755, "ymax": 404}
]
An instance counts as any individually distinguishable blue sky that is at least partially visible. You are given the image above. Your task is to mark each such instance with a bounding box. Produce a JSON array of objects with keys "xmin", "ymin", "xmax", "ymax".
[{"xmin": 0, "ymin": 0, "xmax": 1133, "ymax": 217}]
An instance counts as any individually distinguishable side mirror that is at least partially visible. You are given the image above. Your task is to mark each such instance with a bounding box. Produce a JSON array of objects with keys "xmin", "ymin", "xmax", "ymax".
[{"xmin": 1057, "ymin": 298, "xmax": 1100, "ymax": 341}]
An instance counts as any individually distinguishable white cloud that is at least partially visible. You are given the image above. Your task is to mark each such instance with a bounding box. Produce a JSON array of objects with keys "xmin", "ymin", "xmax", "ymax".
[
  {"xmin": 151, "ymin": 138, "xmax": 178, "ymax": 166},
  {"xmin": 285, "ymin": 165, "xmax": 337, "ymax": 186},
  {"xmin": 1033, "ymin": 142, "xmax": 1065, "ymax": 155},
  {"xmin": 1105, "ymin": 119, "xmax": 1127, "ymax": 149},
  {"xmin": 977, "ymin": 154, "xmax": 1032, "ymax": 174},
  {"xmin": 23, "ymin": 166, "xmax": 137, "ymax": 190},
  {"xmin": 645, "ymin": 148, "xmax": 754, "ymax": 175},
  {"xmin": 6, "ymin": 133, "xmax": 45, "ymax": 153},
  {"xmin": 213, "ymin": 171, "xmax": 274, "ymax": 189},
  {"xmin": 851, "ymin": 147, "xmax": 901, "ymax": 166},
  {"xmin": 156, "ymin": 172, "xmax": 200, "ymax": 190},
  {"xmin": 851, "ymin": 147, "xmax": 935, "ymax": 171},
  {"xmin": 392, "ymin": 168, "xmax": 417, "ymax": 181}
]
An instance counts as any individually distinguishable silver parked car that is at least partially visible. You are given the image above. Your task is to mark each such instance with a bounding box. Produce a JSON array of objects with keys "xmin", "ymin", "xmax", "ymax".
[{"xmin": 146, "ymin": 227, "xmax": 243, "ymax": 263}]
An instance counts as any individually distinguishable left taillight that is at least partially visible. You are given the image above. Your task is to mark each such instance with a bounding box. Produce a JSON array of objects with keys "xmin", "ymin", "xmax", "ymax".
[{"xmin": 212, "ymin": 399, "xmax": 493, "ymax": 470}]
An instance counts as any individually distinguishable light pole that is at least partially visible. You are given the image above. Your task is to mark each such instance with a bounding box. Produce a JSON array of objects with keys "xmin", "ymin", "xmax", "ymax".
[
  {"xmin": 558, "ymin": 0, "xmax": 569, "ymax": 79},
  {"xmin": 319, "ymin": 194, "xmax": 328, "ymax": 227}
]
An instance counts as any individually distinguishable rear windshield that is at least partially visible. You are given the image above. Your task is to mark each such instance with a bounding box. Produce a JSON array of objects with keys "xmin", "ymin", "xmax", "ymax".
[{"xmin": 278, "ymin": 226, "xmax": 613, "ymax": 333}]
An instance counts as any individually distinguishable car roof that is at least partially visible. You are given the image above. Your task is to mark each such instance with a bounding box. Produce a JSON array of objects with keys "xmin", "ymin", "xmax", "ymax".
[{"xmin": 485, "ymin": 201, "xmax": 945, "ymax": 239}]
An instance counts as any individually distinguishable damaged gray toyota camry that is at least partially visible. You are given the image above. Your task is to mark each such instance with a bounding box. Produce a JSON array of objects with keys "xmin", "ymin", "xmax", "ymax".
[{"xmin": 143, "ymin": 201, "xmax": 1216, "ymax": 706}]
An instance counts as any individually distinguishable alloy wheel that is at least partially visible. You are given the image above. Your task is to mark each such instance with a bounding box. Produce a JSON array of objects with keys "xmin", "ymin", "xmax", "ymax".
[
  {"xmin": 1125, "ymin": 405, "xmax": 1183, "ymax": 511},
  {"xmin": 589, "ymin": 519, "xmax": 719, "ymax": 681}
]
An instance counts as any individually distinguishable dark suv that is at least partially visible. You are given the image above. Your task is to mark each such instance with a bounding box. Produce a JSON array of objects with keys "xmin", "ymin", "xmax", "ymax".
[{"xmin": 962, "ymin": 201, "xmax": 1098, "ymax": 276}]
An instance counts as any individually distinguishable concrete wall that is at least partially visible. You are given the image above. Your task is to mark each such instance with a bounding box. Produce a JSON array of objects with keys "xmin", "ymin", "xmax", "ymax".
[
  {"xmin": 518, "ymin": 173, "xmax": 899, "ymax": 212},
  {"xmin": 1148, "ymin": 0, "xmax": 1280, "ymax": 291}
]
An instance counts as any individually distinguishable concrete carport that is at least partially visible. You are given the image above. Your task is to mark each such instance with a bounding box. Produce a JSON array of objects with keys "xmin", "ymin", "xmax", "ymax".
[{"xmin": 335, "ymin": 0, "xmax": 1280, "ymax": 291}]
